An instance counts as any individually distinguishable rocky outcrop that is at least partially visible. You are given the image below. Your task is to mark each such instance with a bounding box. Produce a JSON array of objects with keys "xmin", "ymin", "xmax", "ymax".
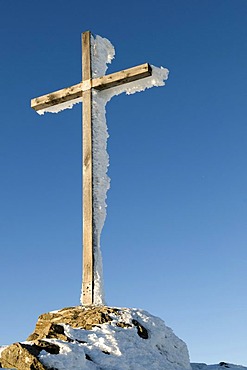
[
  {"xmin": 27, "ymin": 306, "xmax": 119, "ymax": 341},
  {"xmin": 0, "ymin": 342, "xmax": 48, "ymax": 370},
  {"xmin": 0, "ymin": 306, "xmax": 191, "ymax": 370}
]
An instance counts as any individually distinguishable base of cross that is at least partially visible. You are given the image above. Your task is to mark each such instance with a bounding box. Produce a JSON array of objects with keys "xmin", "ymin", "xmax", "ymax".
[
  {"xmin": 0, "ymin": 305, "xmax": 190, "ymax": 370},
  {"xmin": 82, "ymin": 281, "xmax": 93, "ymax": 304}
]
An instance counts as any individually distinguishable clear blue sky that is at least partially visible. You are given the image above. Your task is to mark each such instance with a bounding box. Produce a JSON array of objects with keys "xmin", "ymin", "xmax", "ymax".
[{"xmin": 0, "ymin": 0, "xmax": 246, "ymax": 366}]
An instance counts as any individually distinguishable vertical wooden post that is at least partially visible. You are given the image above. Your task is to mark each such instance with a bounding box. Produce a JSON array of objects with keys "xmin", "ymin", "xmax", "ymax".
[{"xmin": 82, "ymin": 31, "xmax": 94, "ymax": 305}]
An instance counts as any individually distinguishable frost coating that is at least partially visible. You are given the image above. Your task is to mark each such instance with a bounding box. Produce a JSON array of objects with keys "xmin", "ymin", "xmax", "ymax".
[
  {"xmin": 101, "ymin": 64, "xmax": 169, "ymax": 103},
  {"xmin": 91, "ymin": 34, "xmax": 115, "ymax": 78},
  {"xmin": 90, "ymin": 90, "xmax": 110, "ymax": 305},
  {"xmin": 81, "ymin": 35, "xmax": 116, "ymax": 305},
  {"xmin": 81, "ymin": 34, "xmax": 169, "ymax": 305},
  {"xmin": 37, "ymin": 97, "xmax": 81, "ymax": 115}
]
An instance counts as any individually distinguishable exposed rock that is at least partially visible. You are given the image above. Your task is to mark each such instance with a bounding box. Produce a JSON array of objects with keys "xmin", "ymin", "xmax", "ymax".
[
  {"xmin": 28, "ymin": 323, "xmax": 69, "ymax": 342},
  {"xmin": 0, "ymin": 342, "xmax": 47, "ymax": 370},
  {"xmin": 27, "ymin": 306, "xmax": 119, "ymax": 341},
  {"xmin": 85, "ymin": 353, "xmax": 93, "ymax": 362},
  {"xmin": 33, "ymin": 340, "xmax": 60, "ymax": 355},
  {"xmin": 116, "ymin": 321, "xmax": 132, "ymax": 329},
  {"xmin": 0, "ymin": 340, "xmax": 60, "ymax": 370},
  {"xmin": 219, "ymin": 363, "xmax": 230, "ymax": 368},
  {"xmin": 132, "ymin": 319, "xmax": 149, "ymax": 339}
]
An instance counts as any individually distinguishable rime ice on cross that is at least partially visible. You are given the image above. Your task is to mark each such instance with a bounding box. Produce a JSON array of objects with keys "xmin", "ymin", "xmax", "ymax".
[{"xmin": 31, "ymin": 31, "xmax": 168, "ymax": 306}]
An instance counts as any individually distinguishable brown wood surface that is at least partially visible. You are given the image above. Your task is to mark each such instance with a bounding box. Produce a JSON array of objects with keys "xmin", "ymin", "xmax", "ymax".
[
  {"xmin": 31, "ymin": 64, "xmax": 152, "ymax": 112},
  {"xmin": 93, "ymin": 63, "xmax": 152, "ymax": 90},
  {"xmin": 31, "ymin": 83, "xmax": 83, "ymax": 111},
  {"xmin": 82, "ymin": 31, "xmax": 94, "ymax": 305}
]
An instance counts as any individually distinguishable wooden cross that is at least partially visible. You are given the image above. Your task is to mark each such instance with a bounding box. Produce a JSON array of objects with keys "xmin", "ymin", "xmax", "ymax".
[{"xmin": 31, "ymin": 31, "xmax": 154, "ymax": 305}]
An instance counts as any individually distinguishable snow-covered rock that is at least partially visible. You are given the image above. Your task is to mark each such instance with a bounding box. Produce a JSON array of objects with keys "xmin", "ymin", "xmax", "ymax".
[
  {"xmin": 0, "ymin": 306, "xmax": 191, "ymax": 370},
  {"xmin": 192, "ymin": 363, "xmax": 247, "ymax": 370}
]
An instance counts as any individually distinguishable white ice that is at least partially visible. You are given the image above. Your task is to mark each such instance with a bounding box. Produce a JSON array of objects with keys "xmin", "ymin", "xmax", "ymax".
[
  {"xmin": 37, "ymin": 97, "xmax": 82, "ymax": 115},
  {"xmin": 82, "ymin": 34, "xmax": 168, "ymax": 305}
]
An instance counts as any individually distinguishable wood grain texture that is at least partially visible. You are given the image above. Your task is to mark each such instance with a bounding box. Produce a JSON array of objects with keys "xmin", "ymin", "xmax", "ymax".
[
  {"xmin": 82, "ymin": 32, "xmax": 94, "ymax": 305},
  {"xmin": 31, "ymin": 64, "xmax": 152, "ymax": 112},
  {"xmin": 93, "ymin": 63, "xmax": 152, "ymax": 90},
  {"xmin": 31, "ymin": 83, "xmax": 83, "ymax": 111}
]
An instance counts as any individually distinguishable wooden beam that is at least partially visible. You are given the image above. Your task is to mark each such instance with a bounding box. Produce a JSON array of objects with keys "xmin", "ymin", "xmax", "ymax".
[
  {"xmin": 31, "ymin": 83, "xmax": 83, "ymax": 112},
  {"xmin": 31, "ymin": 63, "xmax": 152, "ymax": 112},
  {"xmin": 82, "ymin": 31, "xmax": 94, "ymax": 305},
  {"xmin": 93, "ymin": 63, "xmax": 152, "ymax": 90}
]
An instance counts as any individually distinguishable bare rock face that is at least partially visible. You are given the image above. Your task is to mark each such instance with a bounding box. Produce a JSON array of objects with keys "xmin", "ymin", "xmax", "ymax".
[
  {"xmin": 0, "ymin": 342, "xmax": 48, "ymax": 370},
  {"xmin": 27, "ymin": 306, "xmax": 120, "ymax": 341}
]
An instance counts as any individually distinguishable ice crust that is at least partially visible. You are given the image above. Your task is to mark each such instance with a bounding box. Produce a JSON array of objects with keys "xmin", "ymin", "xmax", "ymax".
[
  {"xmin": 91, "ymin": 35, "xmax": 115, "ymax": 78},
  {"xmin": 84, "ymin": 35, "xmax": 115, "ymax": 305},
  {"xmin": 83, "ymin": 35, "xmax": 168, "ymax": 305},
  {"xmin": 37, "ymin": 97, "xmax": 82, "ymax": 115},
  {"xmin": 34, "ymin": 33, "xmax": 169, "ymax": 305}
]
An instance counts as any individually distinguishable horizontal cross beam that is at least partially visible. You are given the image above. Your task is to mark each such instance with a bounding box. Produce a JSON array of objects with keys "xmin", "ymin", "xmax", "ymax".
[{"xmin": 31, "ymin": 63, "xmax": 152, "ymax": 112}]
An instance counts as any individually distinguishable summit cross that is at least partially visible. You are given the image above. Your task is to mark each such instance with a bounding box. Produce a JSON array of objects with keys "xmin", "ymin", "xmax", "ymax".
[{"xmin": 31, "ymin": 30, "xmax": 167, "ymax": 306}]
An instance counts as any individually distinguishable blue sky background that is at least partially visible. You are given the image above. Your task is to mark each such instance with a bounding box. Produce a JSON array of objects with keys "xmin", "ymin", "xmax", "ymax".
[{"xmin": 0, "ymin": 0, "xmax": 247, "ymax": 365}]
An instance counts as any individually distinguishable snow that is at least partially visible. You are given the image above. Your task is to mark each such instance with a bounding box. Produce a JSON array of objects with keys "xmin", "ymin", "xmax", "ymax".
[
  {"xmin": 39, "ymin": 341, "xmax": 89, "ymax": 370},
  {"xmin": 191, "ymin": 363, "xmax": 247, "ymax": 370},
  {"xmin": 38, "ymin": 307, "xmax": 190, "ymax": 370}
]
